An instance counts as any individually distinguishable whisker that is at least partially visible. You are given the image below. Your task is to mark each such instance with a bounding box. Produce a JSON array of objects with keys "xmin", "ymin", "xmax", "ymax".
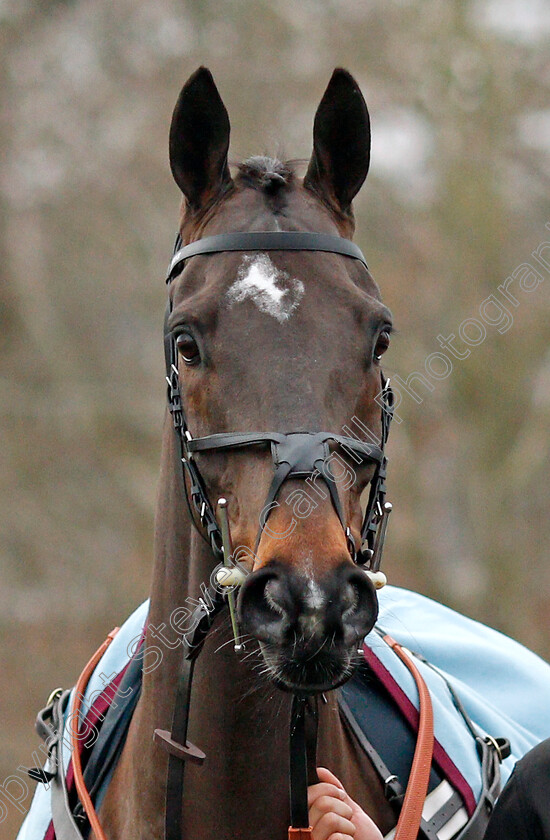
[
  {"xmin": 240, "ymin": 646, "xmax": 262, "ymax": 664},
  {"xmin": 304, "ymin": 635, "xmax": 328, "ymax": 663}
]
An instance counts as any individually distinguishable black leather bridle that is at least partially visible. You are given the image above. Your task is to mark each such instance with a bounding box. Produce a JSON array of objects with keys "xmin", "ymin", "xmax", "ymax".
[
  {"xmin": 157, "ymin": 230, "xmax": 395, "ymax": 840},
  {"xmin": 164, "ymin": 230, "xmax": 394, "ymax": 570}
]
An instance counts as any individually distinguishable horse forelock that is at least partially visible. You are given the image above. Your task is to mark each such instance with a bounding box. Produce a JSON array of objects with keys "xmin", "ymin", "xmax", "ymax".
[
  {"xmin": 235, "ymin": 156, "xmax": 296, "ymax": 193},
  {"xmin": 179, "ymin": 154, "xmax": 356, "ymax": 243}
]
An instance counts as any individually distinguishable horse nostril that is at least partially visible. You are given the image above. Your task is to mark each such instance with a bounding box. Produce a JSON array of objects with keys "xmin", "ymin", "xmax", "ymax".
[
  {"xmin": 263, "ymin": 578, "xmax": 287, "ymax": 616},
  {"xmin": 238, "ymin": 567, "xmax": 290, "ymax": 644},
  {"xmin": 341, "ymin": 581, "xmax": 360, "ymax": 619},
  {"xmin": 338, "ymin": 567, "xmax": 379, "ymax": 644}
]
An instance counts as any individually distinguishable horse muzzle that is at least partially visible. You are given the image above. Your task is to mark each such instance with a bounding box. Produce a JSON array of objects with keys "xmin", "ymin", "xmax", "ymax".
[{"xmin": 237, "ymin": 562, "xmax": 378, "ymax": 692}]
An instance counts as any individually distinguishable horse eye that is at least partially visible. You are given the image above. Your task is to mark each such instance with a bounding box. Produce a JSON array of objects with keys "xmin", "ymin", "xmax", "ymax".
[
  {"xmin": 175, "ymin": 332, "xmax": 201, "ymax": 365},
  {"xmin": 373, "ymin": 330, "xmax": 391, "ymax": 362}
]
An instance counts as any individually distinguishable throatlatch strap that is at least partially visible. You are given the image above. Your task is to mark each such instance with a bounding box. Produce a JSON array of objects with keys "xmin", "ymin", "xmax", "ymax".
[{"xmin": 384, "ymin": 635, "xmax": 434, "ymax": 840}]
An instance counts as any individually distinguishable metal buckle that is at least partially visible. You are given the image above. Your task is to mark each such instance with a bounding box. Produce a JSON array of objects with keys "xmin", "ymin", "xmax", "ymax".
[
  {"xmin": 345, "ymin": 526, "xmax": 356, "ymax": 561},
  {"xmin": 369, "ymin": 502, "xmax": 392, "ymax": 572},
  {"xmin": 46, "ymin": 686, "xmax": 64, "ymax": 707},
  {"xmin": 484, "ymin": 734, "xmax": 511, "ymax": 762}
]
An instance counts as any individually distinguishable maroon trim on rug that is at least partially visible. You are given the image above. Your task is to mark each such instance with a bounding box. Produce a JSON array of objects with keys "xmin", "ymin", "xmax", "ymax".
[{"xmin": 360, "ymin": 642, "xmax": 477, "ymax": 816}]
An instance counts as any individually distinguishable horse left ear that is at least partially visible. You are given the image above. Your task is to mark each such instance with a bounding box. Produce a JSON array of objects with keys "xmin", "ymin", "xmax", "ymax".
[
  {"xmin": 304, "ymin": 68, "xmax": 371, "ymax": 214},
  {"xmin": 169, "ymin": 66, "xmax": 232, "ymax": 210}
]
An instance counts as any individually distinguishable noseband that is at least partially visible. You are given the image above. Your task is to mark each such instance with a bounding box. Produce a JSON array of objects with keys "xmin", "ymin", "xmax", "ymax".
[{"xmin": 164, "ymin": 230, "xmax": 394, "ymax": 579}]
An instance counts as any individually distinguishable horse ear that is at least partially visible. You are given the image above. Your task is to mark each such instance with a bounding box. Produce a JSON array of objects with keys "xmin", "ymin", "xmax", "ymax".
[
  {"xmin": 169, "ymin": 67, "xmax": 232, "ymax": 210},
  {"xmin": 304, "ymin": 68, "xmax": 370, "ymax": 213}
]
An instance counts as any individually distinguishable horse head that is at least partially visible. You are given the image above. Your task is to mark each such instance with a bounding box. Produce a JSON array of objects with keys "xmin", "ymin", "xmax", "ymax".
[{"xmin": 166, "ymin": 66, "xmax": 393, "ymax": 693}]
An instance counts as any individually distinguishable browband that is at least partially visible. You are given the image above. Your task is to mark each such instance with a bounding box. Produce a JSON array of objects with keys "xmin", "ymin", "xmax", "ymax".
[{"xmin": 167, "ymin": 231, "xmax": 369, "ymax": 283}]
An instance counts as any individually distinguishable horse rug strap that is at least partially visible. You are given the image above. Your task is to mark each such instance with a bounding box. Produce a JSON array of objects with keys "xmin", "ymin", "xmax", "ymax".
[
  {"xmin": 29, "ymin": 632, "xmax": 119, "ymax": 840},
  {"xmin": 33, "ymin": 689, "xmax": 83, "ymax": 840}
]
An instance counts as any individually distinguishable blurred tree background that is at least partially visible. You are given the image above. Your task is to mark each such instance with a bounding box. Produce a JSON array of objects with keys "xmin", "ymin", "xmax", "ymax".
[{"xmin": 1, "ymin": 0, "xmax": 549, "ymax": 833}]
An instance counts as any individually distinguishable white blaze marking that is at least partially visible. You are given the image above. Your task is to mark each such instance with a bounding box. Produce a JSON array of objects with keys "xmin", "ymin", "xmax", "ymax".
[
  {"xmin": 226, "ymin": 254, "xmax": 304, "ymax": 323},
  {"xmin": 302, "ymin": 555, "xmax": 325, "ymax": 612},
  {"xmin": 305, "ymin": 579, "xmax": 325, "ymax": 612}
]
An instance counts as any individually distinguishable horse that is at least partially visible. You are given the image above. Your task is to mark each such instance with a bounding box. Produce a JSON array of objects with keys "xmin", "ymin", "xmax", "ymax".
[
  {"xmin": 97, "ymin": 65, "xmax": 399, "ymax": 840},
  {"xmin": 17, "ymin": 67, "xmax": 550, "ymax": 840}
]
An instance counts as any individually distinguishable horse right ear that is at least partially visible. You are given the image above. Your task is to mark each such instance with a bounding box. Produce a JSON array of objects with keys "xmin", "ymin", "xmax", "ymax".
[
  {"xmin": 304, "ymin": 68, "xmax": 370, "ymax": 215},
  {"xmin": 169, "ymin": 67, "xmax": 232, "ymax": 211}
]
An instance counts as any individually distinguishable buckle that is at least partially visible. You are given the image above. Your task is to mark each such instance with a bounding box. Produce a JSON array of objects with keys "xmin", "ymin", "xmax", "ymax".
[
  {"xmin": 369, "ymin": 502, "xmax": 392, "ymax": 572},
  {"xmin": 35, "ymin": 688, "xmax": 64, "ymax": 745},
  {"xmin": 485, "ymin": 734, "xmax": 511, "ymax": 762},
  {"xmin": 46, "ymin": 686, "xmax": 64, "ymax": 707}
]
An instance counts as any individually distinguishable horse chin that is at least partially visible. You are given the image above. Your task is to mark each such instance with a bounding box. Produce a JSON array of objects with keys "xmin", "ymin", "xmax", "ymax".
[{"xmin": 258, "ymin": 642, "xmax": 359, "ymax": 694}]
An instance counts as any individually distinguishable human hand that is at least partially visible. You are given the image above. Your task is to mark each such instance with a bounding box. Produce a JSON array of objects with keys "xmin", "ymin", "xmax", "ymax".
[{"xmin": 308, "ymin": 767, "xmax": 384, "ymax": 840}]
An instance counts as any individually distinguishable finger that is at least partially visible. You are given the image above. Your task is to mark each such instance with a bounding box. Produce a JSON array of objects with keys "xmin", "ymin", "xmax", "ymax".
[
  {"xmin": 313, "ymin": 811, "xmax": 356, "ymax": 840},
  {"xmin": 310, "ymin": 795, "xmax": 353, "ymax": 826},
  {"xmin": 316, "ymin": 767, "xmax": 346, "ymax": 791},
  {"xmin": 308, "ymin": 782, "xmax": 346, "ymax": 808},
  {"xmin": 326, "ymin": 835, "xmax": 355, "ymax": 840},
  {"xmin": 346, "ymin": 806, "xmax": 384, "ymax": 840}
]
